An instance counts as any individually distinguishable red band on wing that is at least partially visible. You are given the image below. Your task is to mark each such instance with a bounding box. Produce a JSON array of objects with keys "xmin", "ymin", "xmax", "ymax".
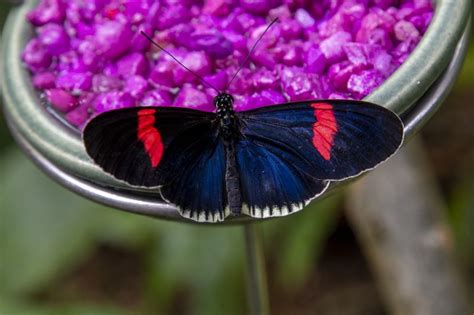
[
  {"xmin": 311, "ymin": 103, "xmax": 338, "ymax": 161},
  {"xmin": 137, "ymin": 109, "xmax": 163, "ymax": 167}
]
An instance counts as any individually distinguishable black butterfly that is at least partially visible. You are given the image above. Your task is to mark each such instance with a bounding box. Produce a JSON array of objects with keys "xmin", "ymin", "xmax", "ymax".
[{"xmin": 83, "ymin": 19, "xmax": 404, "ymax": 223}]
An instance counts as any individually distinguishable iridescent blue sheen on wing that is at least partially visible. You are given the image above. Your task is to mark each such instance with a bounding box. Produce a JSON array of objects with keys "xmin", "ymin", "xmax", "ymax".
[
  {"xmin": 160, "ymin": 138, "xmax": 228, "ymax": 222},
  {"xmin": 235, "ymin": 139, "xmax": 329, "ymax": 218}
]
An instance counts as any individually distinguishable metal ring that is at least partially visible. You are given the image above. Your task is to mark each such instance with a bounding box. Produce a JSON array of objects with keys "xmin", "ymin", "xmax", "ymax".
[{"xmin": 1, "ymin": 1, "xmax": 471, "ymax": 224}]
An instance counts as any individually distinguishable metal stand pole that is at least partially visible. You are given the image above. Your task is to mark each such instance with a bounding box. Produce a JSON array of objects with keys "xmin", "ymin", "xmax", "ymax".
[{"xmin": 243, "ymin": 223, "xmax": 270, "ymax": 315}]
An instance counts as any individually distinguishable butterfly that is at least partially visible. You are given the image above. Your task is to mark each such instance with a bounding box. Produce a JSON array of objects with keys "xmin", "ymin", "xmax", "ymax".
[
  {"xmin": 82, "ymin": 19, "xmax": 404, "ymax": 223},
  {"xmin": 83, "ymin": 94, "xmax": 404, "ymax": 222}
]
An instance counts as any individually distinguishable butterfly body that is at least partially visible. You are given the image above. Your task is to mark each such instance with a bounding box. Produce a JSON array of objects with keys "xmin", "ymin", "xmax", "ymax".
[{"xmin": 214, "ymin": 93, "xmax": 242, "ymax": 216}]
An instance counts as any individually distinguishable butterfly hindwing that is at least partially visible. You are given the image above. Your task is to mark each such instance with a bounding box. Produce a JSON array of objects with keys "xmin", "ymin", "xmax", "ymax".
[
  {"xmin": 159, "ymin": 134, "xmax": 228, "ymax": 222},
  {"xmin": 83, "ymin": 107, "xmax": 228, "ymax": 222},
  {"xmin": 235, "ymin": 138, "xmax": 330, "ymax": 218},
  {"xmin": 237, "ymin": 100, "xmax": 404, "ymax": 181}
]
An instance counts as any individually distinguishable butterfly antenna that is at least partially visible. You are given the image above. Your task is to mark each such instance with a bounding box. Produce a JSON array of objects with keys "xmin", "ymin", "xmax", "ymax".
[
  {"xmin": 224, "ymin": 17, "xmax": 279, "ymax": 92},
  {"xmin": 140, "ymin": 31, "xmax": 221, "ymax": 94}
]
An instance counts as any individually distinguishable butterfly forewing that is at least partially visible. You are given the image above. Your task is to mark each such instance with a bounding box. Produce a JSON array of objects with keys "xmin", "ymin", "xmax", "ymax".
[
  {"xmin": 237, "ymin": 100, "xmax": 404, "ymax": 181},
  {"xmin": 83, "ymin": 107, "xmax": 228, "ymax": 222}
]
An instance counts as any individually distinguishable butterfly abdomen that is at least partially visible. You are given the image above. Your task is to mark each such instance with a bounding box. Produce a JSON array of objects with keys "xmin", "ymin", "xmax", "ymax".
[
  {"xmin": 214, "ymin": 93, "xmax": 243, "ymax": 215},
  {"xmin": 224, "ymin": 140, "xmax": 242, "ymax": 215}
]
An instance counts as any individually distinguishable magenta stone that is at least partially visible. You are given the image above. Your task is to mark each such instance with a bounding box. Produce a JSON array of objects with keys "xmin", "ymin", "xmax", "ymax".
[
  {"xmin": 371, "ymin": 50, "xmax": 395, "ymax": 76},
  {"xmin": 124, "ymin": 75, "xmax": 149, "ymax": 98},
  {"xmin": 283, "ymin": 72, "xmax": 323, "ymax": 102},
  {"xmin": 305, "ymin": 46, "xmax": 327, "ymax": 75},
  {"xmin": 141, "ymin": 89, "xmax": 173, "ymax": 107},
  {"xmin": 27, "ymin": 0, "xmax": 66, "ymax": 26},
  {"xmin": 245, "ymin": 90, "xmax": 286, "ymax": 111},
  {"xmin": 149, "ymin": 59, "xmax": 176, "ymax": 88},
  {"xmin": 235, "ymin": 12, "xmax": 266, "ymax": 31},
  {"xmin": 22, "ymin": 38, "xmax": 52, "ymax": 71},
  {"xmin": 45, "ymin": 89, "xmax": 78, "ymax": 112},
  {"xmin": 268, "ymin": 5, "xmax": 292, "ymax": 20},
  {"xmin": 93, "ymin": 91, "xmax": 136, "ymax": 113},
  {"xmin": 250, "ymin": 49, "xmax": 276, "ymax": 69},
  {"xmin": 344, "ymin": 43, "xmax": 370, "ymax": 66},
  {"xmin": 92, "ymin": 74, "xmax": 123, "ymax": 93},
  {"xmin": 65, "ymin": 102, "xmax": 91, "ymax": 128},
  {"xmin": 94, "ymin": 20, "xmax": 133, "ymax": 59},
  {"xmin": 348, "ymin": 70, "xmax": 385, "ymax": 99},
  {"xmin": 227, "ymin": 68, "xmax": 254, "ymax": 95},
  {"xmin": 251, "ymin": 69, "xmax": 279, "ymax": 91},
  {"xmin": 320, "ymin": 31, "xmax": 352, "ymax": 63},
  {"xmin": 279, "ymin": 19, "xmax": 303, "ymax": 40},
  {"xmin": 188, "ymin": 33, "xmax": 234, "ymax": 59},
  {"xmin": 37, "ymin": 23, "xmax": 70, "ymax": 56},
  {"xmin": 295, "ymin": 8, "xmax": 315, "ymax": 28},
  {"xmin": 117, "ymin": 52, "xmax": 149, "ymax": 77},
  {"xmin": 203, "ymin": 71, "xmax": 229, "ymax": 91},
  {"xmin": 281, "ymin": 45, "xmax": 303, "ymax": 66},
  {"xmin": 240, "ymin": 0, "xmax": 272, "ymax": 15},
  {"xmin": 156, "ymin": 4, "xmax": 192, "ymax": 30},
  {"xmin": 56, "ymin": 71, "xmax": 93, "ymax": 92},
  {"xmin": 32, "ymin": 72, "xmax": 56, "ymax": 89},
  {"xmin": 173, "ymin": 85, "xmax": 214, "ymax": 111},
  {"xmin": 203, "ymin": 0, "xmax": 230, "ymax": 15},
  {"xmin": 328, "ymin": 92, "xmax": 349, "ymax": 100},
  {"xmin": 174, "ymin": 51, "xmax": 212, "ymax": 85},
  {"xmin": 394, "ymin": 20, "xmax": 421, "ymax": 41}
]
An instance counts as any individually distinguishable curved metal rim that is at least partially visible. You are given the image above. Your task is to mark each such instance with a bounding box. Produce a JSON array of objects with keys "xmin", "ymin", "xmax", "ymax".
[
  {"xmin": 403, "ymin": 18, "xmax": 471, "ymax": 139},
  {"xmin": 1, "ymin": 0, "xmax": 472, "ymax": 224}
]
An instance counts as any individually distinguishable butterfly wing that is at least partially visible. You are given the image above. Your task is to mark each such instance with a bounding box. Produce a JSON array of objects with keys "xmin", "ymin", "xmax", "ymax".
[
  {"xmin": 237, "ymin": 100, "xmax": 404, "ymax": 181},
  {"xmin": 235, "ymin": 138, "xmax": 330, "ymax": 218},
  {"xmin": 234, "ymin": 100, "xmax": 403, "ymax": 218},
  {"xmin": 83, "ymin": 107, "xmax": 228, "ymax": 222}
]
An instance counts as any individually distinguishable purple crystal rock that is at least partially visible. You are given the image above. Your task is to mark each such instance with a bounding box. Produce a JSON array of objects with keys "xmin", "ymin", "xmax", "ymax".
[
  {"xmin": 117, "ymin": 52, "xmax": 149, "ymax": 77},
  {"xmin": 174, "ymin": 84, "xmax": 214, "ymax": 111},
  {"xmin": 93, "ymin": 91, "xmax": 136, "ymax": 113},
  {"xmin": 320, "ymin": 31, "xmax": 352, "ymax": 63},
  {"xmin": 240, "ymin": 0, "xmax": 272, "ymax": 15},
  {"xmin": 92, "ymin": 74, "xmax": 123, "ymax": 93},
  {"xmin": 27, "ymin": 0, "xmax": 66, "ymax": 26},
  {"xmin": 22, "ymin": 38, "xmax": 52, "ymax": 71},
  {"xmin": 66, "ymin": 101, "xmax": 91, "ymax": 128},
  {"xmin": 305, "ymin": 46, "xmax": 327, "ymax": 75},
  {"xmin": 45, "ymin": 89, "xmax": 77, "ymax": 112},
  {"xmin": 32, "ymin": 72, "xmax": 56, "ymax": 89},
  {"xmin": 94, "ymin": 20, "xmax": 133, "ymax": 59},
  {"xmin": 124, "ymin": 75, "xmax": 149, "ymax": 99},
  {"xmin": 149, "ymin": 59, "xmax": 176, "ymax": 88},
  {"xmin": 174, "ymin": 51, "xmax": 212, "ymax": 85},
  {"xmin": 56, "ymin": 71, "xmax": 93, "ymax": 92},
  {"xmin": 187, "ymin": 33, "xmax": 234, "ymax": 59},
  {"xmin": 37, "ymin": 23, "xmax": 70, "ymax": 56},
  {"xmin": 348, "ymin": 70, "xmax": 385, "ymax": 99},
  {"xmin": 141, "ymin": 89, "xmax": 173, "ymax": 107}
]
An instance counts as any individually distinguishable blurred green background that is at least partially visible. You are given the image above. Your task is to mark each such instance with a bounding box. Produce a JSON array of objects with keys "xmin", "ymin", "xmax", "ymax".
[{"xmin": 1, "ymin": 2, "xmax": 473, "ymax": 315}]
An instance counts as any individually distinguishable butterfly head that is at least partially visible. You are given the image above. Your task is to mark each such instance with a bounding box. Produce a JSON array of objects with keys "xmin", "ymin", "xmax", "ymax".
[
  {"xmin": 214, "ymin": 92, "xmax": 234, "ymax": 112},
  {"xmin": 214, "ymin": 92, "xmax": 237, "ymax": 139}
]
